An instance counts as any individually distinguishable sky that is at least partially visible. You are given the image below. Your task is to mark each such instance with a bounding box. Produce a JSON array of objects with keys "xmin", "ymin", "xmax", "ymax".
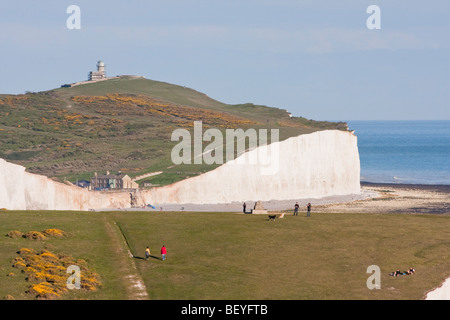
[{"xmin": 0, "ymin": 0, "xmax": 449, "ymax": 121}]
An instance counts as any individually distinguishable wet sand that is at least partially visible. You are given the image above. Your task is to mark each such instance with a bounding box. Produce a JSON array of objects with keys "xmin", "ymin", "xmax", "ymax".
[{"xmin": 313, "ymin": 182, "xmax": 450, "ymax": 215}]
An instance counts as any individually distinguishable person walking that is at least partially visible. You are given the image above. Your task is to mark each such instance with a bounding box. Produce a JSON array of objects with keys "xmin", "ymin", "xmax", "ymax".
[
  {"xmin": 145, "ymin": 246, "xmax": 151, "ymax": 260},
  {"xmin": 161, "ymin": 245, "xmax": 167, "ymax": 261},
  {"xmin": 294, "ymin": 202, "xmax": 299, "ymax": 216},
  {"xmin": 306, "ymin": 203, "xmax": 312, "ymax": 217}
]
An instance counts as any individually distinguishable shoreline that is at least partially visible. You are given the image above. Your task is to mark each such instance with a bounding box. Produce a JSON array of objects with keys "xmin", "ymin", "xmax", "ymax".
[
  {"xmin": 107, "ymin": 188, "xmax": 377, "ymax": 213},
  {"xmin": 361, "ymin": 181, "xmax": 450, "ymax": 193},
  {"xmin": 313, "ymin": 182, "xmax": 450, "ymax": 215},
  {"xmin": 111, "ymin": 182, "xmax": 450, "ymax": 215}
]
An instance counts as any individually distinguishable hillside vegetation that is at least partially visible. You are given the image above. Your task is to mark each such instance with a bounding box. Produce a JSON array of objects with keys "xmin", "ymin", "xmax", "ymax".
[{"xmin": 0, "ymin": 77, "xmax": 347, "ymax": 185}]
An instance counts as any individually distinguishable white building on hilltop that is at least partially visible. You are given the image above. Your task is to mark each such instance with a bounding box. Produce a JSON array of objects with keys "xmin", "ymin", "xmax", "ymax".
[
  {"xmin": 62, "ymin": 60, "xmax": 146, "ymax": 88},
  {"xmin": 88, "ymin": 60, "xmax": 106, "ymax": 81}
]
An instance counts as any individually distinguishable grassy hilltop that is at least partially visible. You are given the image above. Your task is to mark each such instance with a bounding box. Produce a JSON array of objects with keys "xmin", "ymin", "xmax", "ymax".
[{"xmin": 0, "ymin": 76, "xmax": 347, "ymax": 185}]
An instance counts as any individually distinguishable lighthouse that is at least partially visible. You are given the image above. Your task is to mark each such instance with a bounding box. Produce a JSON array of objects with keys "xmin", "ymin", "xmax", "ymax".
[
  {"xmin": 97, "ymin": 60, "xmax": 105, "ymax": 75},
  {"xmin": 88, "ymin": 60, "xmax": 106, "ymax": 81}
]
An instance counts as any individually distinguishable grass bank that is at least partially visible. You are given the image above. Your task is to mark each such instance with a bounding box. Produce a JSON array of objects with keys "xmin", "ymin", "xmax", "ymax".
[{"xmin": 1, "ymin": 210, "xmax": 449, "ymax": 299}]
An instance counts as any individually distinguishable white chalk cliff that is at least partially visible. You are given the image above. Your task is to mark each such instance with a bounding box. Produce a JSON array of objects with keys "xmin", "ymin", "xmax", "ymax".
[
  {"xmin": 0, "ymin": 158, "xmax": 131, "ymax": 210},
  {"xmin": 143, "ymin": 130, "xmax": 360, "ymax": 205},
  {"xmin": 0, "ymin": 130, "xmax": 360, "ymax": 210}
]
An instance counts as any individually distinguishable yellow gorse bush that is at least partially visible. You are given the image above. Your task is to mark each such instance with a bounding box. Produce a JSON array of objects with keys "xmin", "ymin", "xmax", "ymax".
[
  {"xmin": 6, "ymin": 230, "xmax": 23, "ymax": 239},
  {"xmin": 28, "ymin": 282, "xmax": 65, "ymax": 300},
  {"xmin": 7, "ymin": 229, "xmax": 101, "ymax": 299},
  {"xmin": 42, "ymin": 228, "xmax": 66, "ymax": 238},
  {"xmin": 24, "ymin": 231, "xmax": 46, "ymax": 241},
  {"xmin": 7, "ymin": 228, "xmax": 66, "ymax": 240},
  {"xmin": 12, "ymin": 247, "xmax": 101, "ymax": 299},
  {"xmin": 72, "ymin": 94, "xmax": 258, "ymax": 128}
]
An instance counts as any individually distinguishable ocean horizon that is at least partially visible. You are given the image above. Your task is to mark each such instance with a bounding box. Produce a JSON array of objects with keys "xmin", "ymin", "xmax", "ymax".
[{"xmin": 346, "ymin": 120, "xmax": 450, "ymax": 186}]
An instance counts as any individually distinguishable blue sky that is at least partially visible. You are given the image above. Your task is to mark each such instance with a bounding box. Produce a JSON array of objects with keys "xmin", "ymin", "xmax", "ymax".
[{"xmin": 0, "ymin": 0, "xmax": 448, "ymax": 121}]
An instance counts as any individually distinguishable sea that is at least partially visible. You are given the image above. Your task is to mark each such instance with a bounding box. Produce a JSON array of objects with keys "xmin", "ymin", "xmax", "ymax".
[{"xmin": 346, "ymin": 120, "xmax": 450, "ymax": 186}]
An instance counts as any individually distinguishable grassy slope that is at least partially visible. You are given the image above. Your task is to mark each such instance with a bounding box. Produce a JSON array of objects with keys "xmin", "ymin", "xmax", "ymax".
[
  {"xmin": 55, "ymin": 77, "xmax": 228, "ymax": 112},
  {"xmin": 0, "ymin": 211, "xmax": 128, "ymax": 300},
  {"xmin": 1, "ymin": 210, "xmax": 449, "ymax": 300},
  {"xmin": 0, "ymin": 77, "xmax": 347, "ymax": 185}
]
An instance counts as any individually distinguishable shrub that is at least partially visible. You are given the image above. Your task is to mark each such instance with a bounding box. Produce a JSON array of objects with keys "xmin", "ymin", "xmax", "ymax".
[
  {"xmin": 12, "ymin": 248, "xmax": 102, "ymax": 299},
  {"xmin": 24, "ymin": 231, "xmax": 46, "ymax": 241},
  {"xmin": 40, "ymin": 250, "xmax": 59, "ymax": 262},
  {"xmin": 26, "ymin": 271, "xmax": 47, "ymax": 283},
  {"xmin": 45, "ymin": 273, "xmax": 67, "ymax": 285},
  {"xmin": 8, "ymin": 228, "xmax": 67, "ymax": 240},
  {"xmin": 27, "ymin": 282, "xmax": 61, "ymax": 300},
  {"xmin": 6, "ymin": 230, "xmax": 23, "ymax": 238},
  {"xmin": 11, "ymin": 257, "xmax": 26, "ymax": 269},
  {"xmin": 42, "ymin": 229, "xmax": 66, "ymax": 238},
  {"xmin": 18, "ymin": 248, "xmax": 36, "ymax": 256}
]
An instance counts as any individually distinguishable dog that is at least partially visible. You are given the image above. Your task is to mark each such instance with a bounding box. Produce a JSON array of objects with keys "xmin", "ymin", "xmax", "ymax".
[{"xmin": 268, "ymin": 215, "xmax": 277, "ymax": 221}]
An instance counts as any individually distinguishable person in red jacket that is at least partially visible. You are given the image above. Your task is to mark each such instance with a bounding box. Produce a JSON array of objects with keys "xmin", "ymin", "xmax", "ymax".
[{"xmin": 161, "ymin": 245, "xmax": 167, "ymax": 261}]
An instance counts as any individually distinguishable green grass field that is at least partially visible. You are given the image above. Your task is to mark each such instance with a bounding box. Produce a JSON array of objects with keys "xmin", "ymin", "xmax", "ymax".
[{"xmin": 1, "ymin": 210, "xmax": 449, "ymax": 300}]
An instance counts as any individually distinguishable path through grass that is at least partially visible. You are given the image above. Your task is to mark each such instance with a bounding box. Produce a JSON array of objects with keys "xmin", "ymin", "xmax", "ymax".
[{"xmin": 112, "ymin": 211, "xmax": 450, "ymax": 300}]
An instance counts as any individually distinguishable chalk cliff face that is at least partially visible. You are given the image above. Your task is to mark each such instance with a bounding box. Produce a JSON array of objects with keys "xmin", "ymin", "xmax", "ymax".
[
  {"xmin": 142, "ymin": 130, "xmax": 361, "ymax": 205},
  {"xmin": 0, "ymin": 158, "xmax": 131, "ymax": 210},
  {"xmin": 0, "ymin": 130, "xmax": 360, "ymax": 210}
]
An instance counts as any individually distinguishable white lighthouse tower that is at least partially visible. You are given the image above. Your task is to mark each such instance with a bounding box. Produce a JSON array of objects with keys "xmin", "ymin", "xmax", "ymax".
[{"xmin": 97, "ymin": 60, "xmax": 105, "ymax": 75}]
